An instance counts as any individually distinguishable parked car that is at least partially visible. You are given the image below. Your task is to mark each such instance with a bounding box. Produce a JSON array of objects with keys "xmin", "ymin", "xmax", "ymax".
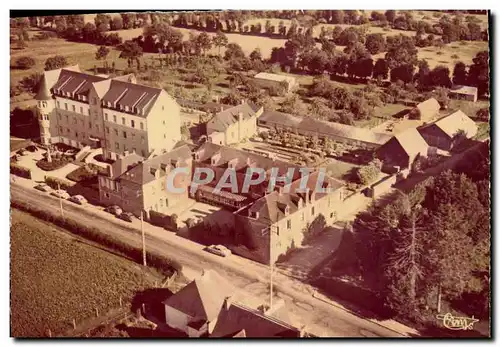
[
  {"xmin": 105, "ymin": 205, "xmax": 123, "ymax": 216},
  {"xmin": 204, "ymin": 245, "xmax": 232, "ymax": 257},
  {"xmin": 34, "ymin": 183, "xmax": 52, "ymax": 193},
  {"xmin": 69, "ymin": 194, "xmax": 88, "ymax": 205},
  {"xmin": 118, "ymin": 212, "xmax": 134, "ymax": 222},
  {"xmin": 50, "ymin": 189, "xmax": 70, "ymax": 199}
]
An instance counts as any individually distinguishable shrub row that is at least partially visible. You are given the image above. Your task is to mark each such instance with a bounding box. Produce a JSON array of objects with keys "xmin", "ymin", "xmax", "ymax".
[
  {"xmin": 149, "ymin": 210, "xmax": 178, "ymax": 232},
  {"xmin": 10, "ymin": 163, "xmax": 31, "ymax": 179},
  {"xmin": 45, "ymin": 176, "xmax": 73, "ymax": 190},
  {"xmin": 11, "ymin": 199, "xmax": 183, "ymax": 276}
]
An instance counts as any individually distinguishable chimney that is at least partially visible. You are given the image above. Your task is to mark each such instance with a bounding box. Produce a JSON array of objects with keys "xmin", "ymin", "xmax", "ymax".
[
  {"xmin": 224, "ymin": 296, "xmax": 233, "ymax": 310},
  {"xmin": 123, "ymin": 150, "xmax": 130, "ymax": 156}
]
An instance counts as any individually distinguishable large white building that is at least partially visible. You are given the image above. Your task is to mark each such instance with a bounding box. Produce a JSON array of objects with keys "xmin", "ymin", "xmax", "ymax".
[{"xmin": 35, "ymin": 66, "xmax": 181, "ymax": 160}]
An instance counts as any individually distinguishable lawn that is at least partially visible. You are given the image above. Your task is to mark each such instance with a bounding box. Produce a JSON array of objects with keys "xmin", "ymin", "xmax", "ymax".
[{"xmin": 10, "ymin": 209, "xmax": 163, "ymax": 337}]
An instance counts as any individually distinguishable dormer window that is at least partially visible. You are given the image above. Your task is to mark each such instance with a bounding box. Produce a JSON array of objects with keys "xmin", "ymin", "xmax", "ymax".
[
  {"xmin": 125, "ymin": 105, "xmax": 129, "ymax": 112},
  {"xmin": 250, "ymin": 211, "xmax": 259, "ymax": 219}
]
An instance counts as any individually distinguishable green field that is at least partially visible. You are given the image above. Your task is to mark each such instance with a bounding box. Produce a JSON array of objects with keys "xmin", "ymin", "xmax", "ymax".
[{"xmin": 10, "ymin": 209, "xmax": 163, "ymax": 337}]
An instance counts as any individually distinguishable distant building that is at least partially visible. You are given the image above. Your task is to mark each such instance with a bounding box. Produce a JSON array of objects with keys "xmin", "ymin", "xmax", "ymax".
[
  {"xmin": 98, "ymin": 143, "xmax": 192, "ymax": 217},
  {"xmin": 253, "ymin": 72, "xmax": 297, "ymax": 93},
  {"xmin": 449, "ymin": 85, "xmax": 478, "ymax": 102},
  {"xmin": 408, "ymin": 98, "xmax": 441, "ymax": 121},
  {"xmin": 418, "ymin": 110, "xmax": 478, "ymax": 151},
  {"xmin": 206, "ymin": 101, "xmax": 262, "ymax": 145},
  {"xmin": 376, "ymin": 128, "xmax": 429, "ymax": 169},
  {"xmin": 258, "ymin": 110, "xmax": 391, "ymax": 149},
  {"xmin": 35, "ymin": 67, "xmax": 181, "ymax": 159}
]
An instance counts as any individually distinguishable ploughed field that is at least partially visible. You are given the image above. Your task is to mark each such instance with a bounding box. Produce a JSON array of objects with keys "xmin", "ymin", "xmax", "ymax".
[{"xmin": 10, "ymin": 209, "xmax": 162, "ymax": 337}]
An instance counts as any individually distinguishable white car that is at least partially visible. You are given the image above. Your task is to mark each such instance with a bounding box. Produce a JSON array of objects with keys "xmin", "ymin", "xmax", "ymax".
[
  {"xmin": 34, "ymin": 183, "xmax": 52, "ymax": 193},
  {"xmin": 204, "ymin": 245, "xmax": 232, "ymax": 257},
  {"xmin": 69, "ymin": 194, "xmax": 88, "ymax": 205},
  {"xmin": 50, "ymin": 189, "xmax": 70, "ymax": 199}
]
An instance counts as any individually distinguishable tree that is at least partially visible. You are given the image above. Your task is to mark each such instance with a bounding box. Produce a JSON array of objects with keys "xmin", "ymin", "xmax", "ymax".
[
  {"xmin": 121, "ymin": 13, "xmax": 137, "ymax": 29},
  {"xmin": 15, "ymin": 56, "xmax": 35, "ymax": 70},
  {"xmin": 18, "ymin": 73, "xmax": 42, "ymax": 93},
  {"xmin": 365, "ymin": 33, "xmax": 386, "ymax": 55},
  {"xmin": 372, "ymin": 58, "xmax": 389, "ymax": 80},
  {"xmin": 249, "ymin": 48, "xmax": 262, "ymax": 61},
  {"xmin": 224, "ymin": 43, "xmax": 245, "ymax": 60},
  {"xmin": 429, "ymin": 65, "xmax": 452, "ymax": 88},
  {"xmin": 385, "ymin": 10, "xmax": 396, "ymax": 23},
  {"xmin": 111, "ymin": 16, "xmax": 124, "ymax": 30},
  {"xmin": 212, "ymin": 31, "xmax": 228, "ymax": 57},
  {"xmin": 355, "ymin": 159, "xmax": 381, "ymax": 185},
  {"xmin": 119, "ymin": 40, "xmax": 143, "ymax": 68},
  {"xmin": 195, "ymin": 32, "xmax": 212, "ymax": 55},
  {"xmin": 331, "ymin": 10, "xmax": 345, "ymax": 24},
  {"xmin": 385, "ymin": 34, "xmax": 418, "ymax": 70},
  {"xmin": 94, "ymin": 14, "xmax": 111, "ymax": 32},
  {"xmin": 44, "ymin": 55, "xmax": 68, "ymax": 71},
  {"xmin": 468, "ymin": 51, "xmax": 489, "ymax": 97},
  {"xmin": 452, "ymin": 61, "xmax": 468, "ymax": 85},
  {"xmin": 95, "ymin": 46, "xmax": 110, "ymax": 70},
  {"xmin": 390, "ymin": 64, "xmax": 415, "ymax": 84}
]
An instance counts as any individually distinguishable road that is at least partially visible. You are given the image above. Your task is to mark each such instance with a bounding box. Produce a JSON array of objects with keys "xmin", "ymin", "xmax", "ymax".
[{"xmin": 10, "ymin": 182, "xmax": 413, "ymax": 337}]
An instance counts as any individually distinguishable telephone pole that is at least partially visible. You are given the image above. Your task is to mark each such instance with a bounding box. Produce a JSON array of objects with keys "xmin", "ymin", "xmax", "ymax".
[{"xmin": 141, "ymin": 211, "xmax": 147, "ymax": 267}]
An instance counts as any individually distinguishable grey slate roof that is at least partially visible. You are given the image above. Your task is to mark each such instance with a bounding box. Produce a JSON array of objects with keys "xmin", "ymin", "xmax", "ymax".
[
  {"xmin": 163, "ymin": 270, "xmax": 235, "ymax": 322},
  {"xmin": 207, "ymin": 102, "xmax": 258, "ymax": 132},
  {"xmin": 51, "ymin": 69, "xmax": 107, "ymax": 99},
  {"xmin": 211, "ymin": 302, "xmax": 300, "ymax": 338}
]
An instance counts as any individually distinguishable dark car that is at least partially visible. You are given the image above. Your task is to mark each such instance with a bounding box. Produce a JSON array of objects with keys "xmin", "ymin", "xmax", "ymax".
[{"xmin": 118, "ymin": 212, "xmax": 134, "ymax": 222}]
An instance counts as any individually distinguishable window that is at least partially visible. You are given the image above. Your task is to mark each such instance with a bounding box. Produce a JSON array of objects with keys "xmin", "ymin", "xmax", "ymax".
[
  {"xmin": 58, "ymin": 113, "xmax": 61, "ymax": 120},
  {"xmin": 162, "ymin": 106, "xmax": 164, "ymax": 111},
  {"xmin": 64, "ymin": 103, "xmax": 68, "ymax": 110},
  {"xmin": 287, "ymin": 219, "xmax": 291, "ymax": 229},
  {"xmin": 106, "ymin": 127, "xmax": 110, "ymax": 134},
  {"xmin": 141, "ymin": 136, "xmax": 145, "ymax": 144},
  {"xmin": 114, "ymin": 129, "xmax": 118, "ymax": 136},
  {"xmin": 140, "ymin": 122, "xmax": 144, "ymax": 130},
  {"xmin": 104, "ymin": 192, "xmax": 109, "ymax": 198},
  {"xmin": 57, "ymin": 101, "xmax": 60, "ymax": 108},
  {"xmin": 160, "ymin": 199, "xmax": 163, "ymax": 207},
  {"xmin": 59, "ymin": 126, "xmax": 63, "ymax": 133},
  {"xmin": 73, "ymin": 117, "xmax": 77, "ymax": 124},
  {"xmin": 301, "ymin": 212, "xmax": 304, "ymax": 221},
  {"xmin": 105, "ymin": 113, "xmax": 108, "ymax": 121},
  {"xmin": 123, "ymin": 131, "xmax": 127, "ymax": 139},
  {"xmin": 88, "ymin": 121, "xmax": 92, "ymax": 129},
  {"xmin": 311, "ymin": 206, "xmax": 315, "ymax": 216},
  {"xmin": 88, "ymin": 109, "xmax": 90, "ymax": 116},
  {"xmin": 141, "ymin": 150, "xmax": 145, "ymax": 156},
  {"xmin": 132, "ymin": 147, "xmax": 136, "ymax": 153},
  {"xmin": 65, "ymin": 115, "xmax": 68, "ymax": 121},
  {"xmin": 131, "ymin": 120, "xmax": 135, "ymax": 128},
  {"xmin": 113, "ymin": 115, "xmax": 117, "ymax": 123},
  {"xmin": 163, "ymin": 120, "xmax": 165, "ymax": 125},
  {"xmin": 115, "ymin": 142, "xmax": 119, "ymax": 150},
  {"xmin": 122, "ymin": 117, "xmax": 125, "ymax": 125},
  {"xmin": 72, "ymin": 105, "xmax": 76, "ymax": 112},
  {"xmin": 75, "ymin": 131, "xmax": 78, "ymax": 137},
  {"xmin": 67, "ymin": 128, "xmax": 70, "ymax": 133},
  {"xmin": 164, "ymin": 134, "xmax": 166, "ymax": 139},
  {"xmin": 80, "ymin": 107, "xmax": 83, "ymax": 114}
]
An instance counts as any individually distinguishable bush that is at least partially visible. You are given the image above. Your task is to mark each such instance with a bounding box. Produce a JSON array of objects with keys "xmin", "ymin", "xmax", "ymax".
[
  {"xmin": 355, "ymin": 160, "xmax": 381, "ymax": 185},
  {"xmin": 45, "ymin": 176, "xmax": 72, "ymax": 190},
  {"xmin": 11, "ymin": 199, "xmax": 183, "ymax": 275},
  {"xmin": 36, "ymin": 156, "xmax": 73, "ymax": 171},
  {"xmin": 10, "ymin": 163, "xmax": 31, "ymax": 179},
  {"xmin": 15, "ymin": 56, "xmax": 36, "ymax": 69},
  {"xmin": 149, "ymin": 210, "xmax": 178, "ymax": 232}
]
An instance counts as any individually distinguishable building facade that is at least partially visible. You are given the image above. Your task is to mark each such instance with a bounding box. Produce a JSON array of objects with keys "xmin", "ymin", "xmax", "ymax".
[
  {"xmin": 35, "ymin": 67, "xmax": 181, "ymax": 159},
  {"xmin": 206, "ymin": 102, "xmax": 262, "ymax": 146},
  {"xmin": 98, "ymin": 144, "xmax": 192, "ymax": 217}
]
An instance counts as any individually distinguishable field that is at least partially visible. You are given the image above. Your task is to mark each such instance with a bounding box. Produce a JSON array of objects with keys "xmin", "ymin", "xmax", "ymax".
[{"xmin": 10, "ymin": 209, "xmax": 163, "ymax": 337}]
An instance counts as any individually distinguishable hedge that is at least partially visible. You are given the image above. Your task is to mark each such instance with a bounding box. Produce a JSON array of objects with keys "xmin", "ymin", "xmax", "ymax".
[
  {"xmin": 10, "ymin": 163, "xmax": 31, "ymax": 179},
  {"xmin": 11, "ymin": 199, "xmax": 183, "ymax": 276},
  {"xmin": 45, "ymin": 176, "xmax": 73, "ymax": 190},
  {"xmin": 149, "ymin": 210, "xmax": 178, "ymax": 232}
]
